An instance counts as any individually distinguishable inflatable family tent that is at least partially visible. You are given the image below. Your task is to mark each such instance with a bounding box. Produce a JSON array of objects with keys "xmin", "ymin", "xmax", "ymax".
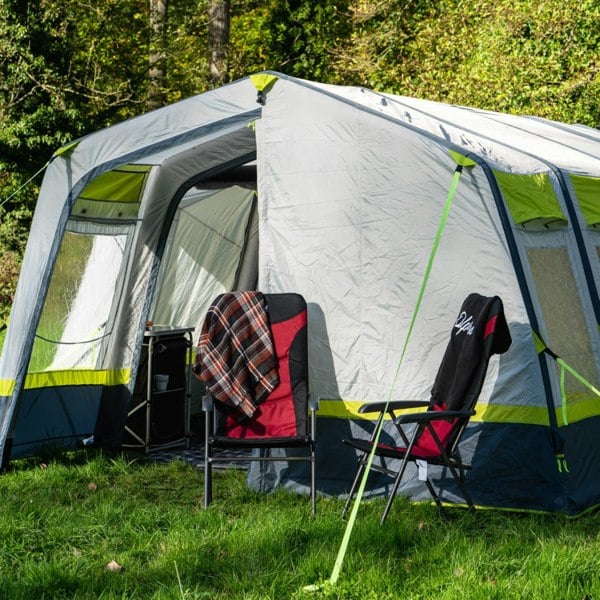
[{"xmin": 1, "ymin": 72, "xmax": 600, "ymax": 514}]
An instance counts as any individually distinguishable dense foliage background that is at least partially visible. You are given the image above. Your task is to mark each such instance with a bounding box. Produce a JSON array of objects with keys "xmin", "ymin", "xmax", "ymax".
[{"xmin": 1, "ymin": 0, "xmax": 599, "ymax": 325}]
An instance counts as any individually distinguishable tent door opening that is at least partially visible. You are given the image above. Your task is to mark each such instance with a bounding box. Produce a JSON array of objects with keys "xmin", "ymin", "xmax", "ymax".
[
  {"xmin": 149, "ymin": 164, "xmax": 259, "ymax": 334},
  {"xmin": 148, "ymin": 164, "xmax": 258, "ymax": 436}
]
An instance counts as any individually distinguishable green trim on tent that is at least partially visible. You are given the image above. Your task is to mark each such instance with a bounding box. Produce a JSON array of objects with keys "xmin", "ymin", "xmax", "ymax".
[
  {"xmin": 449, "ymin": 150, "xmax": 477, "ymax": 168},
  {"xmin": 477, "ymin": 403, "xmax": 551, "ymax": 426},
  {"xmin": 493, "ymin": 171, "xmax": 567, "ymax": 228},
  {"xmin": 250, "ymin": 73, "xmax": 278, "ymax": 92},
  {"xmin": 23, "ymin": 368, "xmax": 131, "ymax": 390},
  {"xmin": 569, "ymin": 174, "xmax": 600, "ymax": 226},
  {"xmin": 3, "ymin": 368, "xmax": 130, "ymax": 394},
  {"xmin": 533, "ymin": 331, "xmax": 547, "ymax": 353},
  {"xmin": 0, "ymin": 379, "xmax": 14, "ymax": 396},
  {"xmin": 316, "ymin": 398, "xmax": 549, "ymax": 426},
  {"xmin": 73, "ymin": 164, "xmax": 151, "ymax": 220},
  {"xmin": 317, "ymin": 397, "xmax": 600, "ymax": 427},
  {"xmin": 553, "ymin": 393, "xmax": 600, "ymax": 426},
  {"xmin": 318, "ymin": 399, "xmax": 392, "ymax": 419},
  {"xmin": 483, "ymin": 398, "xmax": 600, "ymax": 426},
  {"xmin": 78, "ymin": 165, "xmax": 151, "ymax": 203},
  {"xmin": 53, "ymin": 140, "xmax": 80, "ymax": 158}
]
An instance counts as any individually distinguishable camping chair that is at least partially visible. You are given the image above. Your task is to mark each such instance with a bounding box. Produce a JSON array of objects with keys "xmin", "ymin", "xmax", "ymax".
[
  {"xmin": 342, "ymin": 293, "xmax": 511, "ymax": 523},
  {"xmin": 196, "ymin": 292, "xmax": 318, "ymax": 515}
]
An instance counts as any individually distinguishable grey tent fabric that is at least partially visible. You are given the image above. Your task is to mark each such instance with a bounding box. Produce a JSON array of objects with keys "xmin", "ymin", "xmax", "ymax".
[{"xmin": 1, "ymin": 72, "xmax": 600, "ymax": 514}]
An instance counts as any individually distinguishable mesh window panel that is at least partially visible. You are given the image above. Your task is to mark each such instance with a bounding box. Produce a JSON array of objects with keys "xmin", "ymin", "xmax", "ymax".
[
  {"xmin": 152, "ymin": 187, "xmax": 255, "ymax": 331},
  {"xmin": 527, "ymin": 247, "xmax": 598, "ymax": 402},
  {"xmin": 30, "ymin": 231, "xmax": 126, "ymax": 372}
]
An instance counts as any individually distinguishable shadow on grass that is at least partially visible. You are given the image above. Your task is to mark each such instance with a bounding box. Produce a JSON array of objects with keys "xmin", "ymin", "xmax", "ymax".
[{"xmin": 6, "ymin": 445, "xmax": 150, "ymax": 473}]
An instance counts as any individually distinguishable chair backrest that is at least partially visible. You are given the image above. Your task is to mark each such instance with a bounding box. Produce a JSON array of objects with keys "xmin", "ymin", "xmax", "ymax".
[
  {"xmin": 225, "ymin": 293, "xmax": 308, "ymax": 439},
  {"xmin": 413, "ymin": 294, "xmax": 511, "ymax": 457},
  {"xmin": 198, "ymin": 292, "xmax": 309, "ymax": 440}
]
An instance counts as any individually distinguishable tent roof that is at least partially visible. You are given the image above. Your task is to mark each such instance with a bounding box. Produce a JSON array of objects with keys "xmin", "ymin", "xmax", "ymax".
[
  {"xmin": 298, "ymin": 77, "xmax": 600, "ymax": 175},
  {"xmin": 57, "ymin": 71, "xmax": 600, "ymax": 186},
  {"xmin": 55, "ymin": 77, "xmax": 261, "ymax": 182}
]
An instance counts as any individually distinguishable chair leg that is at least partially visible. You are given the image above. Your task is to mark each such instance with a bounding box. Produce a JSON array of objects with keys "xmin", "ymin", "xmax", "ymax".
[
  {"xmin": 447, "ymin": 464, "xmax": 476, "ymax": 512},
  {"xmin": 424, "ymin": 464, "xmax": 475, "ymax": 515},
  {"xmin": 342, "ymin": 458, "xmax": 367, "ymax": 518},
  {"xmin": 310, "ymin": 442, "xmax": 317, "ymax": 517},
  {"xmin": 380, "ymin": 453, "xmax": 412, "ymax": 525},
  {"xmin": 204, "ymin": 405, "xmax": 212, "ymax": 509},
  {"xmin": 425, "ymin": 478, "xmax": 446, "ymax": 515}
]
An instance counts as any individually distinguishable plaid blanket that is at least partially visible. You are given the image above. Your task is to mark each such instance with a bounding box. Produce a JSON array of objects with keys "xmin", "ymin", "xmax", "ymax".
[{"xmin": 195, "ymin": 291, "xmax": 280, "ymax": 421}]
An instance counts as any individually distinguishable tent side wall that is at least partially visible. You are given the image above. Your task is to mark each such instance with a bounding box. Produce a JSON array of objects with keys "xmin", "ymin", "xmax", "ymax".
[
  {"xmin": 249, "ymin": 77, "xmax": 571, "ymax": 510},
  {"xmin": 0, "ymin": 80, "xmax": 261, "ymax": 461},
  {"xmin": 264, "ymin": 76, "xmax": 600, "ymax": 514},
  {"xmin": 0, "ymin": 156, "xmax": 76, "ymax": 464}
]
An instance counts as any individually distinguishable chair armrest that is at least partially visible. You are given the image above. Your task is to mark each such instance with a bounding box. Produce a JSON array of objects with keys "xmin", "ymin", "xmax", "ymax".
[
  {"xmin": 309, "ymin": 393, "xmax": 320, "ymax": 412},
  {"xmin": 202, "ymin": 394, "xmax": 214, "ymax": 412},
  {"xmin": 396, "ymin": 409, "xmax": 475, "ymax": 424},
  {"xmin": 357, "ymin": 400, "xmax": 430, "ymax": 414}
]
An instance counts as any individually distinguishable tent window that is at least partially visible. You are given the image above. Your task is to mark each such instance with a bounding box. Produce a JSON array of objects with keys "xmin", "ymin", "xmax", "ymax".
[
  {"xmin": 569, "ymin": 174, "xmax": 600, "ymax": 227},
  {"xmin": 494, "ymin": 171, "xmax": 567, "ymax": 230},
  {"xmin": 29, "ymin": 230, "xmax": 128, "ymax": 372},
  {"xmin": 526, "ymin": 246, "xmax": 599, "ymax": 402},
  {"xmin": 72, "ymin": 164, "xmax": 151, "ymax": 220}
]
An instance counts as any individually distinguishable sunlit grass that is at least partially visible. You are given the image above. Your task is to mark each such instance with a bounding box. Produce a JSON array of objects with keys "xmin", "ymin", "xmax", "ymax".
[{"xmin": 0, "ymin": 451, "xmax": 599, "ymax": 599}]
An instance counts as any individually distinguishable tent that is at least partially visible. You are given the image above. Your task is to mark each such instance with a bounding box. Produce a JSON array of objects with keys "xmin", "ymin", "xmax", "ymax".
[{"xmin": 1, "ymin": 71, "xmax": 600, "ymax": 514}]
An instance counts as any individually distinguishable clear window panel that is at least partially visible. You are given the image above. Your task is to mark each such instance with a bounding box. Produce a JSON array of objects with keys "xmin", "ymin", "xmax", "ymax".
[
  {"xmin": 527, "ymin": 247, "xmax": 598, "ymax": 402},
  {"xmin": 30, "ymin": 231, "xmax": 127, "ymax": 372}
]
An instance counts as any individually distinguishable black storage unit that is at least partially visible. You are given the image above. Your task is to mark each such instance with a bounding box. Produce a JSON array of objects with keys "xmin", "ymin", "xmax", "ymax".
[{"xmin": 123, "ymin": 326, "xmax": 194, "ymax": 452}]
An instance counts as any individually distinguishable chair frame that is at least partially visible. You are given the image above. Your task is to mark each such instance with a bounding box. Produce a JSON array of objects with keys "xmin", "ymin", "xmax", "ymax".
[
  {"xmin": 342, "ymin": 399, "xmax": 476, "ymax": 523},
  {"xmin": 202, "ymin": 393, "xmax": 319, "ymax": 515},
  {"xmin": 342, "ymin": 294, "xmax": 510, "ymax": 523}
]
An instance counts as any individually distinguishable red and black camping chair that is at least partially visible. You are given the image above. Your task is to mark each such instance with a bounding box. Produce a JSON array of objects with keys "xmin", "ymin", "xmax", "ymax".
[
  {"xmin": 342, "ymin": 293, "xmax": 511, "ymax": 523},
  {"xmin": 195, "ymin": 292, "xmax": 318, "ymax": 515}
]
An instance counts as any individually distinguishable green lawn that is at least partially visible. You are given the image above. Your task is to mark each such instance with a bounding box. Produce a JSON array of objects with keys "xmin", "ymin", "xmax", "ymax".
[{"xmin": 0, "ymin": 451, "xmax": 599, "ymax": 599}]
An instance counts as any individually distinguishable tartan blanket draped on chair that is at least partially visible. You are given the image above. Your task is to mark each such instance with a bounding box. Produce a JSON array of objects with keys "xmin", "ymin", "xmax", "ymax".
[{"xmin": 194, "ymin": 291, "xmax": 280, "ymax": 422}]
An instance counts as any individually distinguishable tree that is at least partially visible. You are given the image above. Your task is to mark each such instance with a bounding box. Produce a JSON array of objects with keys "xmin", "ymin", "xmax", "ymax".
[
  {"xmin": 264, "ymin": 0, "xmax": 352, "ymax": 82},
  {"xmin": 2, "ymin": 0, "xmax": 600, "ymax": 325},
  {"xmin": 208, "ymin": 0, "xmax": 230, "ymax": 85},
  {"xmin": 327, "ymin": 0, "xmax": 600, "ymax": 126},
  {"xmin": 148, "ymin": 0, "xmax": 168, "ymax": 111}
]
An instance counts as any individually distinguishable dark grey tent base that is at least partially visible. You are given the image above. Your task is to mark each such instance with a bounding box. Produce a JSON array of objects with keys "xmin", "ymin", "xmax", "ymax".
[{"xmin": 246, "ymin": 416, "xmax": 600, "ymax": 516}]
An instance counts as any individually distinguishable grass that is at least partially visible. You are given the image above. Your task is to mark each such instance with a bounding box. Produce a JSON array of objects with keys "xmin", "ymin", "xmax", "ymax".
[{"xmin": 0, "ymin": 451, "xmax": 599, "ymax": 599}]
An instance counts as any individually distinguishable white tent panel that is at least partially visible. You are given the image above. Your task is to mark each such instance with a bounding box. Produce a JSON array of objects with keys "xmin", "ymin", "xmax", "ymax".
[
  {"xmin": 257, "ymin": 78, "xmax": 540, "ymax": 410},
  {"xmin": 152, "ymin": 186, "xmax": 256, "ymax": 338}
]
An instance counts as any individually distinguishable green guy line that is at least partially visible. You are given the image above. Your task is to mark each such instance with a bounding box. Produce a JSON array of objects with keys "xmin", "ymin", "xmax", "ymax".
[{"xmin": 319, "ymin": 164, "xmax": 466, "ymax": 590}]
